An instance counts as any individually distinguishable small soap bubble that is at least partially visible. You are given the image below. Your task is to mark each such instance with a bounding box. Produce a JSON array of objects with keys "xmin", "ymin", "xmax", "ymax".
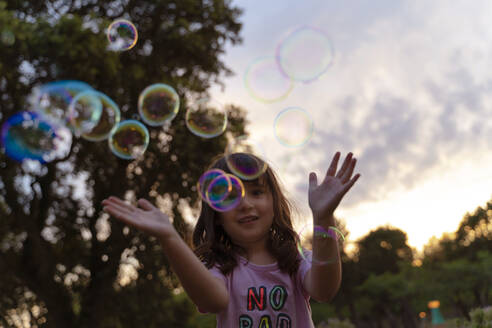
[
  {"xmin": 1, "ymin": 111, "xmax": 71, "ymax": 163},
  {"xmin": 208, "ymin": 174, "xmax": 245, "ymax": 212},
  {"xmin": 197, "ymin": 169, "xmax": 231, "ymax": 204},
  {"xmin": 107, "ymin": 19, "xmax": 138, "ymax": 51},
  {"xmin": 296, "ymin": 223, "xmax": 345, "ymax": 265},
  {"xmin": 244, "ymin": 56, "xmax": 294, "ymax": 103},
  {"xmin": 138, "ymin": 84, "xmax": 179, "ymax": 126},
  {"xmin": 67, "ymin": 90, "xmax": 103, "ymax": 135},
  {"xmin": 109, "ymin": 120, "xmax": 149, "ymax": 160},
  {"xmin": 82, "ymin": 92, "xmax": 121, "ymax": 141},
  {"xmin": 206, "ymin": 173, "xmax": 233, "ymax": 205},
  {"xmin": 225, "ymin": 136, "xmax": 267, "ymax": 180},
  {"xmin": 273, "ymin": 107, "xmax": 314, "ymax": 147},
  {"xmin": 276, "ymin": 26, "xmax": 334, "ymax": 83},
  {"xmin": 185, "ymin": 97, "xmax": 227, "ymax": 138},
  {"xmin": 1, "ymin": 30, "xmax": 15, "ymax": 46}
]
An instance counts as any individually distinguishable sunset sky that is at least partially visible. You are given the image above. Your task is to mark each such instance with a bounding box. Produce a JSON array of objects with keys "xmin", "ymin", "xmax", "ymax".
[{"xmin": 209, "ymin": 0, "xmax": 492, "ymax": 252}]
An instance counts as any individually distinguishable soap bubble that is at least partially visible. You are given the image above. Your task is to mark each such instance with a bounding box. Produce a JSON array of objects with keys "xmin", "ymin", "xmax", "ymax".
[
  {"xmin": 244, "ymin": 56, "xmax": 294, "ymax": 103},
  {"xmin": 185, "ymin": 97, "xmax": 227, "ymax": 138},
  {"xmin": 296, "ymin": 223, "xmax": 345, "ymax": 265},
  {"xmin": 273, "ymin": 107, "xmax": 314, "ymax": 147},
  {"xmin": 109, "ymin": 120, "xmax": 149, "ymax": 160},
  {"xmin": 67, "ymin": 90, "xmax": 103, "ymax": 136},
  {"xmin": 107, "ymin": 19, "xmax": 138, "ymax": 51},
  {"xmin": 1, "ymin": 111, "xmax": 71, "ymax": 163},
  {"xmin": 276, "ymin": 26, "xmax": 334, "ymax": 83},
  {"xmin": 138, "ymin": 83, "xmax": 180, "ymax": 126},
  {"xmin": 208, "ymin": 174, "xmax": 245, "ymax": 212},
  {"xmin": 225, "ymin": 136, "xmax": 267, "ymax": 180},
  {"xmin": 82, "ymin": 92, "xmax": 121, "ymax": 141}
]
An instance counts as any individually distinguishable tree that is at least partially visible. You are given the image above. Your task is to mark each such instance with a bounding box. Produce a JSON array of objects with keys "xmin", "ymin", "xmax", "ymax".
[{"xmin": 0, "ymin": 1, "xmax": 246, "ymax": 327}]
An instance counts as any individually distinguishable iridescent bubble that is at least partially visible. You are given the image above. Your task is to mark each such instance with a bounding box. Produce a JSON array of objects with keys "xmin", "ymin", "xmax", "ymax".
[
  {"xmin": 225, "ymin": 136, "xmax": 267, "ymax": 180},
  {"xmin": 107, "ymin": 19, "xmax": 138, "ymax": 51},
  {"xmin": 1, "ymin": 111, "xmax": 72, "ymax": 163},
  {"xmin": 208, "ymin": 174, "xmax": 245, "ymax": 212},
  {"xmin": 1, "ymin": 30, "xmax": 15, "ymax": 46},
  {"xmin": 206, "ymin": 173, "xmax": 233, "ymax": 205},
  {"xmin": 109, "ymin": 120, "xmax": 149, "ymax": 160},
  {"xmin": 82, "ymin": 92, "xmax": 121, "ymax": 141},
  {"xmin": 185, "ymin": 97, "xmax": 227, "ymax": 138},
  {"xmin": 67, "ymin": 90, "xmax": 103, "ymax": 136},
  {"xmin": 32, "ymin": 80, "xmax": 94, "ymax": 126},
  {"xmin": 273, "ymin": 107, "xmax": 314, "ymax": 147},
  {"xmin": 138, "ymin": 84, "xmax": 180, "ymax": 126},
  {"xmin": 276, "ymin": 26, "xmax": 334, "ymax": 83},
  {"xmin": 296, "ymin": 223, "xmax": 345, "ymax": 265},
  {"xmin": 197, "ymin": 169, "xmax": 231, "ymax": 204},
  {"xmin": 244, "ymin": 56, "xmax": 294, "ymax": 103}
]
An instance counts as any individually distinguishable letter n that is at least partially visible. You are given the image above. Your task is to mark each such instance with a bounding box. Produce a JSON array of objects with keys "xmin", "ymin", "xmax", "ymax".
[
  {"xmin": 247, "ymin": 286, "xmax": 266, "ymax": 311},
  {"xmin": 239, "ymin": 314, "xmax": 253, "ymax": 328}
]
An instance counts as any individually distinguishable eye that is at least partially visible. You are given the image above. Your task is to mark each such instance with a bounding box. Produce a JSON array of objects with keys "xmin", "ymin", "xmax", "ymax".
[{"xmin": 251, "ymin": 189, "xmax": 264, "ymax": 196}]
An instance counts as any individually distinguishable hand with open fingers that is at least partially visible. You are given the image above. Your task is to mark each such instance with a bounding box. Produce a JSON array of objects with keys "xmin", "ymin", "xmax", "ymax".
[
  {"xmin": 308, "ymin": 151, "xmax": 361, "ymax": 222},
  {"xmin": 102, "ymin": 196, "xmax": 176, "ymax": 240}
]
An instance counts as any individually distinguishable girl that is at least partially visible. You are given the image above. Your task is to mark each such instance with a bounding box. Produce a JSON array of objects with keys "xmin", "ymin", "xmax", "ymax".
[{"xmin": 102, "ymin": 151, "xmax": 360, "ymax": 327}]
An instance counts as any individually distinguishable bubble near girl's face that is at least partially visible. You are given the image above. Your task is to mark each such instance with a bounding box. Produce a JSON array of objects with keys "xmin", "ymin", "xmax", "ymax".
[
  {"xmin": 1, "ymin": 111, "xmax": 71, "ymax": 163},
  {"xmin": 198, "ymin": 169, "xmax": 231, "ymax": 204},
  {"xmin": 138, "ymin": 84, "xmax": 180, "ymax": 126},
  {"xmin": 208, "ymin": 174, "xmax": 245, "ymax": 212},
  {"xmin": 67, "ymin": 90, "xmax": 103, "ymax": 135},
  {"xmin": 225, "ymin": 136, "xmax": 267, "ymax": 180},
  {"xmin": 109, "ymin": 120, "xmax": 149, "ymax": 160},
  {"xmin": 82, "ymin": 92, "xmax": 121, "ymax": 141},
  {"xmin": 296, "ymin": 223, "xmax": 345, "ymax": 265},
  {"xmin": 274, "ymin": 107, "xmax": 314, "ymax": 147},
  {"xmin": 276, "ymin": 26, "xmax": 334, "ymax": 83},
  {"xmin": 244, "ymin": 56, "xmax": 294, "ymax": 103},
  {"xmin": 107, "ymin": 19, "xmax": 138, "ymax": 51},
  {"xmin": 185, "ymin": 97, "xmax": 227, "ymax": 138}
]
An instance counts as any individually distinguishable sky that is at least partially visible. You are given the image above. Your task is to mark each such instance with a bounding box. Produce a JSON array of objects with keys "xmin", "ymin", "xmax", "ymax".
[{"xmin": 209, "ymin": 0, "xmax": 492, "ymax": 252}]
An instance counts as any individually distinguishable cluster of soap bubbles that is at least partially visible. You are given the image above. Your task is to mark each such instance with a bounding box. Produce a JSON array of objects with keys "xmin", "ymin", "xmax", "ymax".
[
  {"xmin": 1, "ymin": 19, "xmax": 229, "ymax": 163},
  {"xmin": 244, "ymin": 26, "xmax": 333, "ymax": 148},
  {"xmin": 1, "ymin": 78, "xmax": 229, "ymax": 163}
]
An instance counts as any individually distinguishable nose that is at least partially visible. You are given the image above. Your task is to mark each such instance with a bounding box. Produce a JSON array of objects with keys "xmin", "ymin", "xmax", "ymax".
[{"xmin": 237, "ymin": 192, "xmax": 253, "ymax": 210}]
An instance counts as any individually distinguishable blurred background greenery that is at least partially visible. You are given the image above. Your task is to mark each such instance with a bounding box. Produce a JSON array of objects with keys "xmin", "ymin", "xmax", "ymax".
[{"xmin": 0, "ymin": 1, "xmax": 491, "ymax": 327}]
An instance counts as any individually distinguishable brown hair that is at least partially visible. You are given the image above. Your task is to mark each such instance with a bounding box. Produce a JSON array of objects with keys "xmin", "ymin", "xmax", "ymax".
[{"xmin": 192, "ymin": 153, "xmax": 300, "ymax": 276}]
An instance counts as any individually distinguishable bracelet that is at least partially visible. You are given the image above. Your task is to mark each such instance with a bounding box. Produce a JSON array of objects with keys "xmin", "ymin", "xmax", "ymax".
[{"xmin": 313, "ymin": 225, "xmax": 345, "ymax": 242}]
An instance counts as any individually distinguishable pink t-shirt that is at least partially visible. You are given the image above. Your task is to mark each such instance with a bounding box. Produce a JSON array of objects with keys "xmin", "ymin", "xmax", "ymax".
[{"xmin": 201, "ymin": 253, "xmax": 315, "ymax": 328}]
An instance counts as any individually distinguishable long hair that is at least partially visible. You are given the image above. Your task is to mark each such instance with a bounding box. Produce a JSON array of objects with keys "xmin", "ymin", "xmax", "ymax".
[{"xmin": 193, "ymin": 153, "xmax": 300, "ymax": 276}]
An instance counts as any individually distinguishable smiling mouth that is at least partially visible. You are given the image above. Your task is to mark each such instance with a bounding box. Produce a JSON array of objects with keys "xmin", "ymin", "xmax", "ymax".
[{"xmin": 238, "ymin": 216, "xmax": 258, "ymax": 223}]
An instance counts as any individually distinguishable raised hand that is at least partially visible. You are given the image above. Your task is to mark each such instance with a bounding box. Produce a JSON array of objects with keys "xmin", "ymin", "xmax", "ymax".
[
  {"xmin": 308, "ymin": 152, "xmax": 360, "ymax": 222},
  {"xmin": 102, "ymin": 196, "xmax": 176, "ymax": 240}
]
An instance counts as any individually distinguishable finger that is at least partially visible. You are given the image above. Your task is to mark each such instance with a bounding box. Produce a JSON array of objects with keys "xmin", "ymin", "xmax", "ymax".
[
  {"xmin": 341, "ymin": 158, "xmax": 357, "ymax": 183},
  {"xmin": 335, "ymin": 152, "xmax": 353, "ymax": 179},
  {"xmin": 309, "ymin": 172, "xmax": 318, "ymax": 193},
  {"xmin": 138, "ymin": 198, "xmax": 155, "ymax": 211},
  {"xmin": 342, "ymin": 173, "xmax": 361, "ymax": 195},
  {"xmin": 103, "ymin": 204, "xmax": 138, "ymax": 226},
  {"xmin": 326, "ymin": 152, "xmax": 341, "ymax": 177},
  {"xmin": 103, "ymin": 196, "xmax": 136, "ymax": 212}
]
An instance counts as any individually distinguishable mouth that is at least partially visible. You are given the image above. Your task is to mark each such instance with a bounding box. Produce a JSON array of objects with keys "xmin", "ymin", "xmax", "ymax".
[{"xmin": 238, "ymin": 216, "xmax": 258, "ymax": 224}]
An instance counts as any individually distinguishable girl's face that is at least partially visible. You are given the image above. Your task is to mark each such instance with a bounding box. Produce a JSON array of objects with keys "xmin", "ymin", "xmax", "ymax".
[{"xmin": 218, "ymin": 180, "xmax": 274, "ymax": 248}]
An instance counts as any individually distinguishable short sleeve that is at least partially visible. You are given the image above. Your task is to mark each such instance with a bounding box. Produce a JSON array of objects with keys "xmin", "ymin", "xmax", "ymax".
[
  {"xmin": 296, "ymin": 250, "xmax": 312, "ymax": 299},
  {"xmin": 197, "ymin": 266, "xmax": 227, "ymax": 314}
]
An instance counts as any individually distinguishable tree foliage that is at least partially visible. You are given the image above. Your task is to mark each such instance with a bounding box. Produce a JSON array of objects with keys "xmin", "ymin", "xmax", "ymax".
[{"xmin": 0, "ymin": 1, "xmax": 245, "ymax": 327}]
